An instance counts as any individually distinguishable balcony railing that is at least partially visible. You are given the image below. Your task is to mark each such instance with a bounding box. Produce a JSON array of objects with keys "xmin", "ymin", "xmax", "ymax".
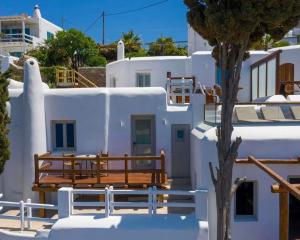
[
  {"xmin": 0, "ymin": 33, "xmax": 41, "ymax": 46},
  {"xmin": 166, "ymin": 79, "xmax": 194, "ymax": 105},
  {"xmin": 204, "ymin": 102, "xmax": 300, "ymax": 125}
]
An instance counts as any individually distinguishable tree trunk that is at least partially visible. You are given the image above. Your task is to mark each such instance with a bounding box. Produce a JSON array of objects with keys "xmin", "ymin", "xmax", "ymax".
[{"xmin": 209, "ymin": 41, "xmax": 249, "ymax": 240}]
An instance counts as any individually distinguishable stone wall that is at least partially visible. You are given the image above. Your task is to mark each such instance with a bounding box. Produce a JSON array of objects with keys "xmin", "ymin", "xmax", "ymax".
[{"xmin": 78, "ymin": 67, "xmax": 106, "ymax": 87}]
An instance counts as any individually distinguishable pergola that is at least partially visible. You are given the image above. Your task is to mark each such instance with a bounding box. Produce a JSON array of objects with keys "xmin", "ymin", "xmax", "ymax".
[{"xmin": 236, "ymin": 156, "xmax": 300, "ymax": 240}]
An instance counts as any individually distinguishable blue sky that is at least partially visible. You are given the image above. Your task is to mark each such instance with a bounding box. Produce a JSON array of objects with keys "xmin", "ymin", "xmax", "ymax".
[{"xmin": 1, "ymin": 0, "xmax": 188, "ymax": 45}]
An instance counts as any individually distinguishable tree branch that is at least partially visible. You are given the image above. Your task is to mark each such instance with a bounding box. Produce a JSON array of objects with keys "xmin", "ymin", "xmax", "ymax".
[
  {"xmin": 231, "ymin": 177, "xmax": 247, "ymax": 198},
  {"xmin": 209, "ymin": 162, "xmax": 217, "ymax": 186}
]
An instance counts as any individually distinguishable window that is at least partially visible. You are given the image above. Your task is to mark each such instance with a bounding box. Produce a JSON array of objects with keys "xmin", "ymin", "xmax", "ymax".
[
  {"xmin": 47, "ymin": 31, "xmax": 54, "ymax": 40},
  {"xmin": 176, "ymin": 130, "xmax": 185, "ymax": 141},
  {"xmin": 235, "ymin": 181, "xmax": 257, "ymax": 220},
  {"xmin": 136, "ymin": 73, "xmax": 151, "ymax": 87},
  {"xmin": 251, "ymin": 53, "xmax": 279, "ymax": 100},
  {"xmin": 52, "ymin": 121, "xmax": 76, "ymax": 150},
  {"xmin": 9, "ymin": 52, "xmax": 22, "ymax": 58}
]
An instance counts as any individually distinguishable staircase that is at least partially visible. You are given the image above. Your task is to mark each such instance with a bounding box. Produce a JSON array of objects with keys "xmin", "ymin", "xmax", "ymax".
[
  {"xmin": 165, "ymin": 178, "xmax": 194, "ymax": 214},
  {"xmin": 56, "ymin": 69, "xmax": 98, "ymax": 88}
]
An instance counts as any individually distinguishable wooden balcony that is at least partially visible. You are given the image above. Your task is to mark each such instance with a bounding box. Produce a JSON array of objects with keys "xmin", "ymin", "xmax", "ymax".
[{"xmin": 33, "ymin": 151, "xmax": 167, "ymax": 191}]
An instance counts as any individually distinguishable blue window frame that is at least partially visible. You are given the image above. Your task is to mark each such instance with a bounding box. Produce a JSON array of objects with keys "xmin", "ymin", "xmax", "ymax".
[
  {"xmin": 47, "ymin": 31, "xmax": 54, "ymax": 40},
  {"xmin": 52, "ymin": 121, "xmax": 76, "ymax": 150}
]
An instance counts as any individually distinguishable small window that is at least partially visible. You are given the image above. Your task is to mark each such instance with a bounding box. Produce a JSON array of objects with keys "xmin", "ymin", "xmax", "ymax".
[
  {"xmin": 52, "ymin": 121, "xmax": 76, "ymax": 150},
  {"xmin": 235, "ymin": 181, "xmax": 257, "ymax": 220},
  {"xmin": 47, "ymin": 31, "xmax": 54, "ymax": 40},
  {"xmin": 176, "ymin": 130, "xmax": 185, "ymax": 141},
  {"xmin": 136, "ymin": 73, "xmax": 151, "ymax": 87}
]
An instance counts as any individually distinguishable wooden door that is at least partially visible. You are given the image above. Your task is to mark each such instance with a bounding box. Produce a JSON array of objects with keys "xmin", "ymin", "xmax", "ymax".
[{"xmin": 279, "ymin": 63, "xmax": 295, "ymax": 95}]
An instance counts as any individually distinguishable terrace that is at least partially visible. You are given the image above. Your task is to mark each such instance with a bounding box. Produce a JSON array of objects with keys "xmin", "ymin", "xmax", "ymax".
[
  {"xmin": 204, "ymin": 100, "xmax": 300, "ymax": 125},
  {"xmin": 32, "ymin": 151, "xmax": 167, "ymax": 216},
  {"xmin": 0, "ymin": 16, "xmax": 42, "ymax": 55}
]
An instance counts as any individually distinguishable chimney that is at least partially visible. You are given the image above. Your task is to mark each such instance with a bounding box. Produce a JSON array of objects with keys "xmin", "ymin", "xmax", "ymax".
[
  {"xmin": 33, "ymin": 5, "xmax": 42, "ymax": 18},
  {"xmin": 117, "ymin": 40, "xmax": 125, "ymax": 60}
]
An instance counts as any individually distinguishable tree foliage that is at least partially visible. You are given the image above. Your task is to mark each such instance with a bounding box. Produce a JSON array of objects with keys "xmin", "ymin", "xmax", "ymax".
[
  {"xmin": 185, "ymin": 1, "xmax": 300, "ymax": 239},
  {"xmin": 99, "ymin": 30, "xmax": 147, "ymax": 62},
  {"xmin": 0, "ymin": 70, "xmax": 10, "ymax": 174},
  {"xmin": 28, "ymin": 29, "xmax": 107, "ymax": 69},
  {"xmin": 148, "ymin": 37, "xmax": 187, "ymax": 56},
  {"xmin": 252, "ymin": 34, "xmax": 290, "ymax": 50}
]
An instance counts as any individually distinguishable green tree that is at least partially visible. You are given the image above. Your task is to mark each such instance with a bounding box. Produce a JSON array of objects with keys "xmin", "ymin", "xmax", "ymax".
[
  {"xmin": 148, "ymin": 37, "xmax": 187, "ymax": 56},
  {"xmin": 28, "ymin": 29, "xmax": 107, "ymax": 69},
  {"xmin": 252, "ymin": 34, "xmax": 290, "ymax": 50},
  {"xmin": 121, "ymin": 30, "xmax": 145, "ymax": 57},
  {"xmin": 99, "ymin": 30, "xmax": 147, "ymax": 62},
  {"xmin": 185, "ymin": 1, "xmax": 300, "ymax": 239},
  {"xmin": 0, "ymin": 70, "xmax": 10, "ymax": 174}
]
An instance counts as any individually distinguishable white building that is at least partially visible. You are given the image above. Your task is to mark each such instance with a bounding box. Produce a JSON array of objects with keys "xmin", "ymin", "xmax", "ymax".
[
  {"xmin": 107, "ymin": 38, "xmax": 300, "ymax": 103},
  {"xmin": 2, "ymin": 19, "xmax": 300, "ymax": 240},
  {"xmin": 0, "ymin": 5, "xmax": 62, "ymax": 58},
  {"xmin": 283, "ymin": 21, "xmax": 300, "ymax": 45}
]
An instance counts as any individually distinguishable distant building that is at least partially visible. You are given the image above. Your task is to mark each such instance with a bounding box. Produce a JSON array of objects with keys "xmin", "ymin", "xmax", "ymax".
[
  {"xmin": 187, "ymin": 25, "xmax": 212, "ymax": 55},
  {"xmin": 283, "ymin": 21, "xmax": 300, "ymax": 45},
  {"xmin": 0, "ymin": 5, "xmax": 62, "ymax": 58}
]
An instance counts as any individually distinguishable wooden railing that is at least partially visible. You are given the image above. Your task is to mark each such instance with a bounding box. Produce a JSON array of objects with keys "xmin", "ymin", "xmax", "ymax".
[
  {"xmin": 55, "ymin": 69, "xmax": 97, "ymax": 88},
  {"xmin": 34, "ymin": 150, "xmax": 166, "ymax": 187}
]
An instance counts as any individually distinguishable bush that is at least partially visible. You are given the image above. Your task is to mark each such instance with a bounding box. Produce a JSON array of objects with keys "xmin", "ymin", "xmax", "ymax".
[{"xmin": 0, "ymin": 70, "xmax": 10, "ymax": 174}]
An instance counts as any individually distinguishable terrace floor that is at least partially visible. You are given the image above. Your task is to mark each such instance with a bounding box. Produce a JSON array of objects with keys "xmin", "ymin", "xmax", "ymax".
[{"xmin": 37, "ymin": 173, "xmax": 166, "ymax": 187}]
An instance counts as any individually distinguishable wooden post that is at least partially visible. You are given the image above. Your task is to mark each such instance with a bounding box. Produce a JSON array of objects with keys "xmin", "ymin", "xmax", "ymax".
[
  {"xmin": 39, "ymin": 191, "xmax": 46, "ymax": 218},
  {"xmin": 34, "ymin": 154, "xmax": 39, "ymax": 184},
  {"xmin": 160, "ymin": 151, "xmax": 166, "ymax": 184},
  {"xmin": 71, "ymin": 158, "xmax": 75, "ymax": 185},
  {"xmin": 124, "ymin": 154, "xmax": 128, "ymax": 184},
  {"xmin": 96, "ymin": 154, "xmax": 101, "ymax": 184},
  {"xmin": 279, "ymin": 191, "xmax": 289, "ymax": 240}
]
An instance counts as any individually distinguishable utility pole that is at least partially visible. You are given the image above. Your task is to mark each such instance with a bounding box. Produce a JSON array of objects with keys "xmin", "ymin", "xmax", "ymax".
[
  {"xmin": 101, "ymin": 11, "xmax": 105, "ymax": 45},
  {"xmin": 61, "ymin": 17, "xmax": 65, "ymax": 30}
]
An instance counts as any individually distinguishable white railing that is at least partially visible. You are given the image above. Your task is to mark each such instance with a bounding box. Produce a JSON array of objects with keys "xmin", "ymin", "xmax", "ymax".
[
  {"xmin": 0, "ymin": 193, "xmax": 57, "ymax": 232},
  {"xmin": 58, "ymin": 187, "xmax": 208, "ymax": 220},
  {"xmin": 0, "ymin": 33, "xmax": 42, "ymax": 46},
  {"xmin": 166, "ymin": 79, "xmax": 194, "ymax": 105}
]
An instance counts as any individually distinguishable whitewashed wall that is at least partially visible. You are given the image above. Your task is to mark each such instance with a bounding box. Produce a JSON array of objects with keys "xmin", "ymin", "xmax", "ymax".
[
  {"xmin": 48, "ymin": 215, "xmax": 205, "ymax": 240},
  {"xmin": 38, "ymin": 18, "xmax": 62, "ymax": 42},
  {"xmin": 3, "ymin": 71, "xmax": 193, "ymax": 200},
  {"xmin": 44, "ymin": 87, "xmax": 192, "ymax": 175},
  {"xmin": 271, "ymin": 46, "xmax": 300, "ymax": 82},
  {"xmin": 106, "ymin": 57, "xmax": 189, "ymax": 88},
  {"xmin": 188, "ymin": 26, "xmax": 213, "ymax": 55},
  {"xmin": 191, "ymin": 125, "xmax": 300, "ymax": 240}
]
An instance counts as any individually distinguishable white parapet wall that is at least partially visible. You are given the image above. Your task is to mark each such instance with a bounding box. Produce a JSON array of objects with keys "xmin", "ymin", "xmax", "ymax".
[{"xmin": 48, "ymin": 215, "xmax": 208, "ymax": 240}]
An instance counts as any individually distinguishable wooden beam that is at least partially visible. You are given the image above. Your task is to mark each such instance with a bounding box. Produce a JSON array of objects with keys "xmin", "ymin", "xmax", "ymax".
[
  {"xmin": 39, "ymin": 191, "xmax": 46, "ymax": 218},
  {"xmin": 248, "ymin": 156, "xmax": 300, "ymax": 200},
  {"xmin": 272, "ymin": 184, "xmax": 300, "ymax": 193},
  {"xmin": 236, "ymin": 159, "xmax": 300, "ymax": 164},
  {"xmin": 250, "ymin": 50, "xmax": 282, "ymax": 69},
  {"xmin": 279, "ymin": 191, "xmax": 289, "ymax": 240}
]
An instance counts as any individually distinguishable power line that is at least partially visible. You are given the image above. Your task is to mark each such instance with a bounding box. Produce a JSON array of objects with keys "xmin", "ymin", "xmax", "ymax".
[
  {"xmin": 106, "ymin": 0, "xmax": 168, "ymax": 16},
  {"xmin": 84, "ymin": 0, "xmax": 168, "ymax": 35}
]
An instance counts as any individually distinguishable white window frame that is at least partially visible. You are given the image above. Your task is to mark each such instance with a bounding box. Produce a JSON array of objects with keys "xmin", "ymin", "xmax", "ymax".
[
  {"xmin": 234, "ymin": 180, "xmax": 258, "ymax": 221},
  {"xmin": 136, "ymin": 72, "xmax": 151, "ymax": 87},
  {"xmin": 51, "ymin": 120, "xmax": 76, "ymax": 151}
]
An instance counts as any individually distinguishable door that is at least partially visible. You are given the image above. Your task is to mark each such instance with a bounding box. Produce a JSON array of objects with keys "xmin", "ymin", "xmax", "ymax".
[
  {"xmin": 289, "ymin": 177, "xmax": 300, "ymax": 240},
  {"xmin": 131, "ymin": 115, "xmax": 155, "ymax": 169},
  {"xmin": 171, "ymin": 124, "xmax": 190, "ymax": 178},
  {"xmin": 279, "ymin": 63, "xmax": 295, "ymax": 95}
]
